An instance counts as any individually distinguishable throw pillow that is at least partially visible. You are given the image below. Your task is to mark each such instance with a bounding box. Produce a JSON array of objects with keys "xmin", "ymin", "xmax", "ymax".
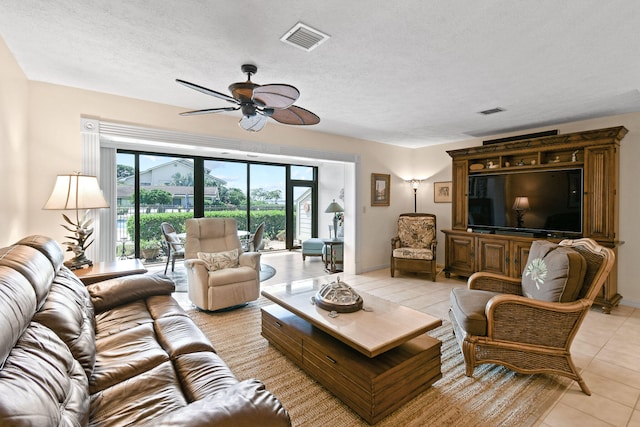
[
  {"xmin": 521, "ymin": 240, "xmax": 587, "ymax": 302},
  {"xmin": 197, "ymin": 249, "xmax": 239, "ymax": 271},
  {"xmin": 398, "ymin": 216, "xmax": 435, "ymax": 248}
]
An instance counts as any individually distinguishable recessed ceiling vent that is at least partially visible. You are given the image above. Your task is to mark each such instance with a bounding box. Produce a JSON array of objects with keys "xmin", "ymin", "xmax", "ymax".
[
  {"xmin": 280, "ymin": 22, "xmax": 330, "ymax": 52},
  {"xmin": 478, "ymin": 107, "xmax": 506, "ymax": 115}
]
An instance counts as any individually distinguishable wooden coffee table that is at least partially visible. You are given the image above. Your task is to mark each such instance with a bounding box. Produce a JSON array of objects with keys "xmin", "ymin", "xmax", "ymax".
[{"xmin": 261, "ymin": 278, "xmax": 442, "ymax": 424}]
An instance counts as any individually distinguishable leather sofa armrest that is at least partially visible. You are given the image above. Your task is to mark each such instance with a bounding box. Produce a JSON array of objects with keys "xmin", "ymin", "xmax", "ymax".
[
  {"xmin": 86, "ymin": 273, "xmax": 175, "ymax": 312},
  {"xmin": 151, "ymin": 379, "xmax": 291, "ymax": 427}
]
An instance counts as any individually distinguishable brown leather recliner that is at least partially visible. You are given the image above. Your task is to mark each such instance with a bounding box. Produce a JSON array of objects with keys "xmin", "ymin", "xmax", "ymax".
[{"xmin": 0, "ymin": 235, "xmax": 290, "ymax": 426}]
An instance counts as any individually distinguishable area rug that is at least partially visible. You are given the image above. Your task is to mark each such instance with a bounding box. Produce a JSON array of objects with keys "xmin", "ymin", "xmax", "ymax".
[
  {"xmin": 259, "ymin": 264, "xmax": 276, "ymax": 282},
  {"xmin": 187, "ymin": 297, "xmax": 569, "ymax": 427}
]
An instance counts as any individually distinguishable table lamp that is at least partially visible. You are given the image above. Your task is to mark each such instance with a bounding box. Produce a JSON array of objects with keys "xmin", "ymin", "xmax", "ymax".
[
  {"xmin": 512, "ymin": 196, "xmax": 530, "ymax": 228},
  {"xmin": 43, "ymin": 172, "xmax": 109, "ymax": 270},
  {"xmin": 324, "ymin": 199, "xmax": 344, "ymax": 240}
]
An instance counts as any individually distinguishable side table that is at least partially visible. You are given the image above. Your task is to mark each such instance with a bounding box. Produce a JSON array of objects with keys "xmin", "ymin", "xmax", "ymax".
[
  {"xmin": 73, "ymin": 259, "xmax": 147, "ymax": 285},
  {"xmin": 322, "ymin": 239, "xmax": 344, "ymax": 273}
]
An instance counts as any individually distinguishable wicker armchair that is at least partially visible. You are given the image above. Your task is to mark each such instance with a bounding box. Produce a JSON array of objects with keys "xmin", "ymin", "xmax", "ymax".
[
  {"xmin": 449, "ymin": 238, "xmax": 615, "ymax": 395},
  {"xmin": 390, "ymin": 213, "xmax": 437, "ymax": 281}
]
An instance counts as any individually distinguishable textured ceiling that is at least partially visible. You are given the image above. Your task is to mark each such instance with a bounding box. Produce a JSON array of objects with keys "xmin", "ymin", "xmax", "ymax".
[{"xmin": 1, "ymin": 1, "xmax": 639, "ymax": 148}]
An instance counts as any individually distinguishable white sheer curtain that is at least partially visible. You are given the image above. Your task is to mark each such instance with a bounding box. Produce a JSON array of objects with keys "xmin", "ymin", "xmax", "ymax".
[{"xmin": 81, "ymin": 117, "xmax": 116, "ymax": 263}]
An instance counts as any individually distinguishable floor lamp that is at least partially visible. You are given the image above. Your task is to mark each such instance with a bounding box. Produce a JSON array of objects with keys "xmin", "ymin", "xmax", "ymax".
[
  {"xmin": 43, "ymin": 172, "xmax": 109, "ymax": 270},
  {"xmin": 407, "ymin": 179, "xmax": 423, "ymax": 213}
]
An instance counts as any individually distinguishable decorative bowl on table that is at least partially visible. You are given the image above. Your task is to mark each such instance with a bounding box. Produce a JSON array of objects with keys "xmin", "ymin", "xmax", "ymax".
[{"xmin": 314, "ymin": 278, "xmax": 363, "ymax": 313}]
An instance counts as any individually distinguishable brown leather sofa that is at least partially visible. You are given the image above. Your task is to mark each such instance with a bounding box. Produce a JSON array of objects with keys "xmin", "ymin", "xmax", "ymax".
[{"xmin": 0, "ymin": 235, "xmax": 291, "ymax": 426}]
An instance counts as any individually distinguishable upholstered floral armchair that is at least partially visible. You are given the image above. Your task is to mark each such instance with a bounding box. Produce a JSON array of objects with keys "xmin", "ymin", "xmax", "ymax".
[
  {"xmin": 390, "ymin": 213, "xmax": 437, "ymax": 281},
  {"xmin": 449, "ymin": 238, "xmax": 615, "ymax": 395}
]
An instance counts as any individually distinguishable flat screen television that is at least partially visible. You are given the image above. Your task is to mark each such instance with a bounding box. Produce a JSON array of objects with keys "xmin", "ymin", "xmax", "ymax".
[{"xmin": 468, "ymin": 168, "xmax": 583, "ymax": 236}]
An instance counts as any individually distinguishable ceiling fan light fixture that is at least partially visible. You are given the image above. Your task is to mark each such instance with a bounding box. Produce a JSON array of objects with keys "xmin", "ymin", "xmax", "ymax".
[
  {"xmin": 239, "ymin": 114, "xmax": 267, "ymax": 132},
  {"xmin": 177, "ymin": 63, "xmax": 319, "ymax": 132}
]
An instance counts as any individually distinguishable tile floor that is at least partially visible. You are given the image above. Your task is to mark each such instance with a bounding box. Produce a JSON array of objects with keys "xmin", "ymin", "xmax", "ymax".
[{"xmin": 165, "ymin": 251, "xmax": 640, "ymax": 427}]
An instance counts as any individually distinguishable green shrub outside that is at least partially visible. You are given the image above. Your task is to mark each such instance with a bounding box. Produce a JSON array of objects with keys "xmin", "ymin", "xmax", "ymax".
[{"xmin": 127, "ymin": 210, "xmax": 285, "ymax": 242}]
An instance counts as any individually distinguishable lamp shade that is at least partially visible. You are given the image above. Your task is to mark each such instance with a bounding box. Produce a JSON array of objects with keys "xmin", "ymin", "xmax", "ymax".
[
  {"xmin": 512, "ymin": 196, "xmax": 530, "ymax": 211},
  {"xmin": 408, "ymin": 179, "xmax": 422, "ymax": 189},
  {"xmin": 43, "ymin": 173, "xmax": 109, "ymax": 210},
  {"xmin": 324, "ymin": 199, "xmax": 344, "ymax": 213}
]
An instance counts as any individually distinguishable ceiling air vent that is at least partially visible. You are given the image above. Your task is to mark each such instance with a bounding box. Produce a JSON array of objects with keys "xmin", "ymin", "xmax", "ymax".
[
  {"xmin": 478, "ymin": 107, "xmax": 505, "ymax": 115},
  {"xmin": 280, "ymin": 22, "xmax": 330, "ymax": 52}
]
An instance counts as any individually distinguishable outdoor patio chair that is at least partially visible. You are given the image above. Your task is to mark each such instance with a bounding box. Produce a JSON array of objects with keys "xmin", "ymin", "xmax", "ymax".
[{"xmin": 160, "ymin": 222, "xmax": 185, "ymax": 274}]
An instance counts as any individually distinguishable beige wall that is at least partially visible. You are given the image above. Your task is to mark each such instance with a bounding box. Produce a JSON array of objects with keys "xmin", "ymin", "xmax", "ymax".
[
  {"xmin": 415, "ymin": 113, "xmax": 640, "ymax": 306},
  {"xmin": 0, "ymin": 37, "xmax": 29, "ymax": 243},
  {"xmin": 2, "ymin": 37, "xmax": 638, "ymax": 306},
  {"xmin": 0, "ymin": 37, "xmax": 414, "ymax": 274}
]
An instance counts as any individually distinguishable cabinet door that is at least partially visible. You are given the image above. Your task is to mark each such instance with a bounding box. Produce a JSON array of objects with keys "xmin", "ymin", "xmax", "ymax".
[
  {"xmin": 510, "ymin": 240, "xmax": 532, "ymax": 278},
  {"xmin": 451, "ymin": 160, "xmax": 468, "ymax": 230},
  {"xmin": 477, "ymin": 237, "xmax": 509, "ymax": 275},
  {"xmin": 584, "ymin": 146, "xmax": 616, "ymax": 241},
  {"xmin": 445, "ymin": 233, "xmax": 475, "ymax": 277}
]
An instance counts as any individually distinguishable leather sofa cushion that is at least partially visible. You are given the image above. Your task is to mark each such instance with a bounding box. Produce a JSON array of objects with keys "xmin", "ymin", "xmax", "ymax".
[
  {"xmin": 151, "ymin": 379, "xmax": 292, "ymax": 427},
  {"xmin": 33, "ymin": 267, "xmax": 96, "ymax": 379},
  {"xmin": 450, "ymin": 287, "xmax": 502, "ymax": 336},
  {"xmin": 87, "ymin": 273, "xmax": 175, "ymax": 312},
  {"xmin": 0, "ymin": 322, "xmax": 89, "ymax": 426},
  {"xmin": 15, "ymin": 235, "xmax": 65, "ymax": 269},
  {"xmin": 90, "ymin": 361, "xmax": 187, "ymax": 426},
  {"xmin": 94, "ymin": 300, "xmax": 154, "ymax": 340},
  {"xmin": 175, "ymin": 352, "xmax": 239, "ymax": 401},
  {"xmin": 0, "ymin": 245, "xmax": 55, "ymax": 309},
  {"xmin": 155, "ymin": 315, "xmax": 216, "ymax": 357},
  {"xmin": 0, "ymin": 266, "xmax": 36, "ymax": 366},
  {"xmin": 90, "ymin": 322, "xmax": 170, "ymax": 394}
]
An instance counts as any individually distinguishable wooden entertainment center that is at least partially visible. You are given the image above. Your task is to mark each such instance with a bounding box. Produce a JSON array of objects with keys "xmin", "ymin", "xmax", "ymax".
[{"xmin": 442, "ymin": 126, "xmax": 627, "ymax": 313}]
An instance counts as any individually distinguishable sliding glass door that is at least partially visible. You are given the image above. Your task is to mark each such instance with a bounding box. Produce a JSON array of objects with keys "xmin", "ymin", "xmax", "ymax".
[
  {"xmin": 116, "ymin": 152, "xmax": 194, "ymax": 264},
  {"xmin": 288, "ymin": 166, "xmax": 317, "ymax": 248},
  {"xmin": 250, "ymin": 164, "xmax": 285, "ymax": 251},
  {"xmin": 117, "ymin": 150, "xmax": 317, "ymax": 261}
]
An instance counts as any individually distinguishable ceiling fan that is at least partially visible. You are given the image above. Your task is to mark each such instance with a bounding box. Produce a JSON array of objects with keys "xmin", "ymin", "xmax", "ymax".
[{"xmin": 176, "ymin": 64, "xmax": 320, "ymax": 132}]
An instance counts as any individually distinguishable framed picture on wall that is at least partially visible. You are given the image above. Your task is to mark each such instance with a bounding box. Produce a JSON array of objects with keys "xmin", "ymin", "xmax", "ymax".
[
  {"xmin": 371, "ymin": 173, "xmax": 390, "ymax": 206},
  {"xmin": 434, "ymin": 181, "xmax": 452, "ymax": 203}
]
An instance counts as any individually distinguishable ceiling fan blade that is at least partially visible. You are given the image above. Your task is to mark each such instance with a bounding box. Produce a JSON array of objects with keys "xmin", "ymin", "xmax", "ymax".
[
  {"xmin": 176, "ymin": 79, "xmax": 238, "ymax": 104},
  {"xmin": 239, "ymin": 114, "xmax": 268, "ymax": 132},
  {"xmin": 253, "ymin": 84, "xmax": 300, "ymax": 109},
  {"xmin": 179, "ymin": 107, "xmax": 240, "ymax": 116},
  {"xmin": 271, "ymin": 105, "xmax": 320, "ymax": 125}
]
